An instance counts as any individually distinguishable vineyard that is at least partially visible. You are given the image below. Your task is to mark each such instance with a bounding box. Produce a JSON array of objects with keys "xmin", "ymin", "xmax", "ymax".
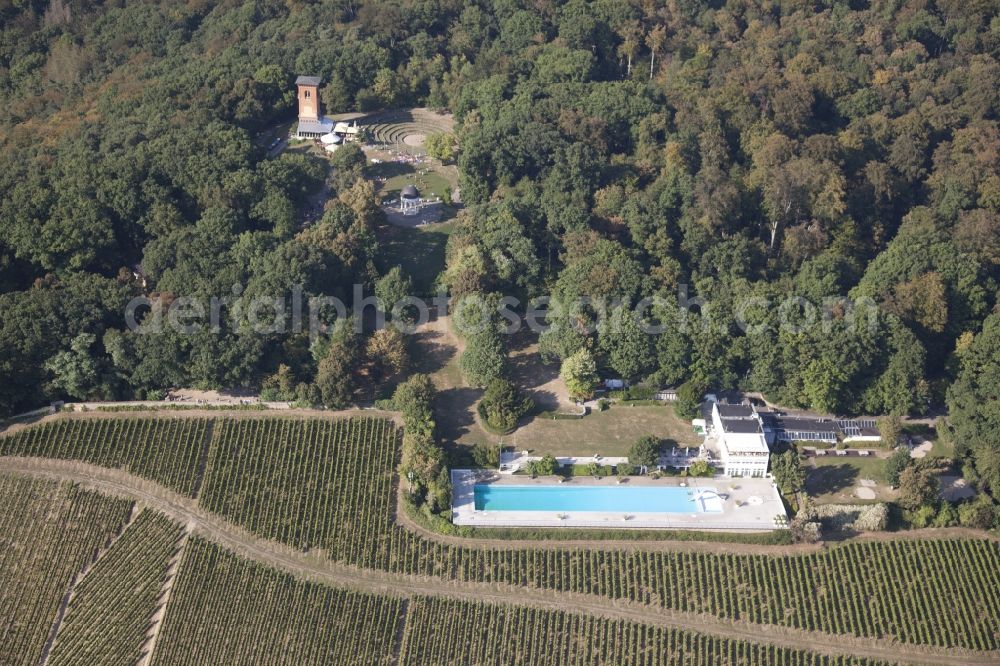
[
  {"xmin": 0, "ymin": 482, "xmax": 898, "ymax": 666},
  {"xmin": 398, "ymin": 597, "xmax": 893, "ymax": 666},
  {"xmin": 47, "ymin": 510, "xmax": 185, "ymax": 666},
  {"xmin": 198, "ymin": 417, "xmax": 398, "ymax": 556},
  {"xmin": 0, "ymin": 417, "xmax": 210, "ymax": 496},
  {"xmin": 2, "ymin": 415, "xmax": 1000, "ymax": 650},
  {"xmin": 151, "ymin": 538, "xmax": 404, "ymax": 665},
  {"xmin": 188, "ymin": 417, "xmax": 1000, "ymax": 650},
  {"xmin": 0, "ymin": 474, "xmax": 133, "ymax": 665}
]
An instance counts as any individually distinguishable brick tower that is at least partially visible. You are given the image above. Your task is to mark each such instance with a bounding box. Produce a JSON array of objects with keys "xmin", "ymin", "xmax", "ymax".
[
  {"xmin": 296, "ymin": 75, "xmax": 321, "ymax": 122},
  {"xmin": 294, "ymin": 75, "xmax": 334, "ymax": 139}
]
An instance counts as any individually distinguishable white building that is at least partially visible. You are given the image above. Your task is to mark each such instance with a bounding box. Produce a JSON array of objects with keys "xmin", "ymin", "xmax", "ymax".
[
  {"xmin": 332, "ymin": 120, "xmax": 362, "ymax": 142},
  {"xmin": 399, "ymin": 184, "xmax": 421, "ymax": 215},
  {"xmin": 710, "ymin": 402, "xmax": 770, "ymax": 478}
]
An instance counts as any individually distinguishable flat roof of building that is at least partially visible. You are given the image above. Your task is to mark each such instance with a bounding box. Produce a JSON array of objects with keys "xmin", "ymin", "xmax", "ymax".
[
  {"xmin": 721, "ymin": 431, "xmax": 770, "ymax": 453},
  {"xmin": 757, "ymin": 412, "xmax": 780, "ymax": 428},
  {"xmin": 717, "ymin": 403, "xmax": 755, "ymax": 418},
  {"xmin": 297, "ymin": 118, "xmax": 335, "ymax": 134},
  {"xmin": 721, "ymin": 418, "xmax": 764, "ymax": 434},
  {"xmin": 778, "ymin": 417, "xmax": 838, "ymax": 433}
]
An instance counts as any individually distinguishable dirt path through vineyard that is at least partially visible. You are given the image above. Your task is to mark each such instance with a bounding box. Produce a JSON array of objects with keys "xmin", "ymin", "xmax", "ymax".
[{"xmin": 1, "ymin": 457, "xmax": 995, "ymax": 666}]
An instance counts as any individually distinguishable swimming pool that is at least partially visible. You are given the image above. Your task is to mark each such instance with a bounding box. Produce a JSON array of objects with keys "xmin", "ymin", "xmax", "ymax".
[{"xmin": 474, "ymin": 484, "xmax": 723, "ymax": 514}]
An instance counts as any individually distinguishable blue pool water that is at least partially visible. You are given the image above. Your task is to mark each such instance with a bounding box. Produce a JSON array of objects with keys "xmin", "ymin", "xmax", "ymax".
[{"xmin": 474, "ymin": 484, "xmax": 722, "ymax": 514}]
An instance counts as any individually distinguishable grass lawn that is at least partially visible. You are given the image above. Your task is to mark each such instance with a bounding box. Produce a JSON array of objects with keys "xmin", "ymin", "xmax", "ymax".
[
  {"xmin": 805, "ymin": 456, "xmax": 894, "ymax": 504},
  {"xmin": 903, "ymin": 422, "xmax": 955, "ymax": 459},
  {"xmin": 376, "ymin": 219, "xmax": 457, "ymax": 296},
  {"xmin": 369, "ymin": 159, "xmax": 454, "ymax": 201},
  {"xmin": 926, "ymin": 437, "xmax": 955, "ymax": 459},
  {"xmin": 284, "ymin": 139, "xmax": 328, "ymax": 158},
  {"xmin": 503, "ymin": 405, "xmax": 703, "ymax": 458}
]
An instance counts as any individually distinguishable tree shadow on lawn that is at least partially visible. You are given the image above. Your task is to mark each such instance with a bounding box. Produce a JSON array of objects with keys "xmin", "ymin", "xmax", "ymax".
[
  {"xmin": 524, "ymin": 390, "xmax": 560, "ymax": 415},
  {"xmin": 376, "ymin": 224, "xmax": 449, "ymax": 296},
  {"xmin": 410, "ymin": 329, "xmax": 456, "ymax": 377},
  {"xmin": 369, "ymin": 160, "xmax": 415, "ymax": 185},
  {"xmin": 805, "ymin": 463, "xmax": 859, "ymax": 496},
  {"xmin": 506, "ymin": 328, "xmax": 562, "ymax": 412},
  {"xmin": 507, "ymin": 354, "xmax": 560, "ymax": 409},
  {"xmin": 435, "ymin": 386, "xmax": 483, "ymax": 450}
]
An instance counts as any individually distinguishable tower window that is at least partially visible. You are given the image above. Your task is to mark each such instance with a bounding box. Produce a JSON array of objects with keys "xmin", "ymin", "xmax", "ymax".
[{"xmin": 304, "ymin": 90, "xmax": 311, "ymax": 98}]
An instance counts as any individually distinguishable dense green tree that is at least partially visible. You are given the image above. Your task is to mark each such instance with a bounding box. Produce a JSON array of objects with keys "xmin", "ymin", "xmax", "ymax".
[
  {"xmin": 878, "ymin": 415, "xmax": 904, "ymax": 449},
  {"xmin": 260, "ymin": 364, "xmax": 297, "ymax": 401},
  {"xmin": 674, "ymin": 381, "xmax": 704, "ymax": 421},
  {"xmin": 391, "ymin": 373, "xmax": 437, "ymax": 430},
  {"xmin": 312, "ymin": 317, "xmax": 361, "ymax": 408},
  {"xmin": 685, "ymin": 459, "xmax": 711, "ymax": 477},
  {"xmin": 375, "ymin": 267, "xmax": 415, "ymax": 322},
  {"xmin": 460, "ymin": 324, "xmax": 507, "ymax": 388},
  {"xmin": 444, "ymin": 205, "xmax": 540, "ymax": 294},
  {"xmin": 958, "ymin": 495, "xmax": 998, "ymax": 530},
  {"xmin": 478, "ymin": 378, "xmax": 533, "ymax": 433},
  {"xmin": 947, "ymin": 314, "xmax": 1000, "ymax": 495},
  {"xmin": 885, "ymin": 447, "xmax": 913, "ymax": 488},
  {"xmin": 315, "ymin": 347, "xmax": 355, "ymax": 409},
  {"xmin": 424, "ymin": 133, "xmax": 456, "ymax": 163},
  {"xmin": 772, "ymin": 449, "xmax": 806, "ymax": 494},
  {"xmin": 628, "ymin": 436, "xmax": 660, "ymax": 468},
  {"xmin": 0, "ymin": 0, "xmax": 997, "ymax": 422},
  {"xmin": 598, "ymin": 306, "xmax": 654, "ymax": 381},
  {"xmin": 0, "ymin": 275, "xmax": 129, "ymax": 414},
  {"xmin": 897, "ymin": 466, "xmax": 940, "ymax": 511},
  {"xmin": 538, "ymin": 311, "xmax": 590, "ymax": 365},
  {"xmin": 365, "ymin": 327, "xmax": 409, "ymax": 384},
  {"xmin": 560, "ymin": 348, "xmax": 598, "ymax": 400},
  {"xmin": 44, "ymin": 333, "xmax": 108, "ymax": 401},
  {"xmin": 535, "ymin": 454, "xmax": 558, "ymax": 476}
]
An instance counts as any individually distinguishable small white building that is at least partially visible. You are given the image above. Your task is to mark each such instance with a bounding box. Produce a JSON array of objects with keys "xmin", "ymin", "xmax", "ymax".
[
  {"xmin": 711, "ymin": 402, "xmax": 770, "ymax": 478},
  {"xmin": 333, "ymin": 120, "xmax": 362, "ymax": 142},
  {"xmin": 399, "ymin": 184, "xmax": 420, "ymax": 215}
]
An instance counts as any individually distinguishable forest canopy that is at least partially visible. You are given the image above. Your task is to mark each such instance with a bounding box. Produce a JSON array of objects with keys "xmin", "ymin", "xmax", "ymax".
[{"xmin": 0, "ymin": 0, "xmax": 997, "ymax": 484}]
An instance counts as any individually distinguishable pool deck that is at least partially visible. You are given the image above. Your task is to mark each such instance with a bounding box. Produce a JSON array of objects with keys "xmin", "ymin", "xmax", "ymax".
[{"xmin": 451, "ymin": 470, "xmax": 788, "ymax": 531}]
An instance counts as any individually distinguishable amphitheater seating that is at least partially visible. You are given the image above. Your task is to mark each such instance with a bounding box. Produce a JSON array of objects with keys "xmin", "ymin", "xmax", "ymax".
[{"xmin": 361, "ymin": 108, "xmax": 453, "ymax": 151}]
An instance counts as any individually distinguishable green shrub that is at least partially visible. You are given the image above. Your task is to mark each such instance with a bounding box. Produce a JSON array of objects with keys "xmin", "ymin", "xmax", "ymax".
[
  {"xmin": 958, "ymin": 495, "xmax": 997, "ymax": 529},
  {"xmin": 687, "ymin": 459, "xmax": 714, "ymax": 477},
  {"xmin": 629, "ymin": 436, "xmax": 660, "ymax": 467},
  {"xmin": 535, "ymin": 454, "xmax": 558, "ymax": 476},
  {"xmin": 477, "ymin": 379, "xmax": 533, "ymax": 433},
  {"xmin": 471, "ymin": 443, "xmax": 501, "ymax": 469},
  {"xmin": 607, "ymin": 386, "xmax": 656, "ymax": 401},
  {"xmin": 933, "ymin": 502, "xmax": 958, "ymax": 527},
  {"xmin": 884, "ymin": 447, "xmax": 912, "ymax": 487},
  {"xmin": 586, "ymin": 462, "xmax": 609, "ymax": 477},
  {"xmin": 909, "ymin": 504, "xmax": 937, "ymax": 528}
]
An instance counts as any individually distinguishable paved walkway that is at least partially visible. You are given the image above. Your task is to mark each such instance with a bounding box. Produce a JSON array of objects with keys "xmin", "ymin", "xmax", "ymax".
[
  {"xmin": 499, "ymin": 451, "xmax": 627, "ymax": 473},
  {"xmin": 0, "ymin": 457, "xmax": 994, "ymax": 665}
]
